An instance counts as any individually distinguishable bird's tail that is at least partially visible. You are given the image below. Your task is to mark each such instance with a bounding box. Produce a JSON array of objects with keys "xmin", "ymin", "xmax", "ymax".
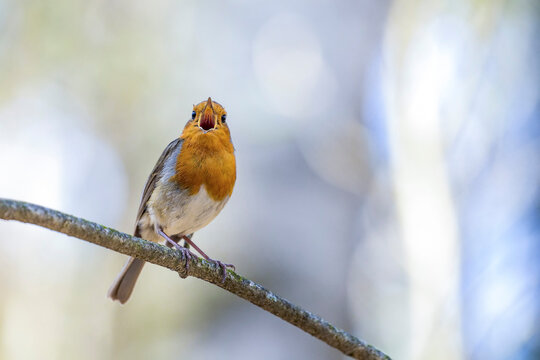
[{"xmin": 107, "ymin": 257, "xmax": 145, "ymax": 304}]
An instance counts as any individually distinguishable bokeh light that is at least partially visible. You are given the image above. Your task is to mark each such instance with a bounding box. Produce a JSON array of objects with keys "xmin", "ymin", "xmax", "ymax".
[{"xmin": 0, "ymin": 1, "xmax": 538, "ymax": 359}]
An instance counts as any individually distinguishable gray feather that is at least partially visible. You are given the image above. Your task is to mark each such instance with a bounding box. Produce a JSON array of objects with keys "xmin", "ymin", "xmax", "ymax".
[{"xmin": 108, "ymin": 138, "xmax": 184, "ymax": 304}]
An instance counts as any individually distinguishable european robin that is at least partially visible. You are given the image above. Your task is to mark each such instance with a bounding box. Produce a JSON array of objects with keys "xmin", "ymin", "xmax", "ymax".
[{"xmin": 108, "ymin": 97, "xmax": 236, "ymax": 304}]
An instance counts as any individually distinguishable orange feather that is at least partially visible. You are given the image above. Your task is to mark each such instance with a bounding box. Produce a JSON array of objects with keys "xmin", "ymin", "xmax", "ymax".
[{"xmin": 172, "ymin": 101, "xmax": 236, "ymax": 201}]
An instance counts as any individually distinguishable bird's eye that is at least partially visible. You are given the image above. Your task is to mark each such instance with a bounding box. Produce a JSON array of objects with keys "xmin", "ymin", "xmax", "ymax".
[
  {"xmin": 221, "ymin": 114, "xmax": 227, "ymax": 122},
  {"xmin": 192, "ymin": 111, "xmax": 196, "ymax": 120}
]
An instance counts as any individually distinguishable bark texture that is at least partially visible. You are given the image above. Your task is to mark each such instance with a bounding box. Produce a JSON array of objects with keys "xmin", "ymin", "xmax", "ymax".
[{"xmin": 0, "ymin": 198, "xmax": 391, "ymax": 360}]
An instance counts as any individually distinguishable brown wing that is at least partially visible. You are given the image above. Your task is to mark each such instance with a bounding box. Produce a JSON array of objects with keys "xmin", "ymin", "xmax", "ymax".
[{"xmin": 134, "ymin": 138, "xmax": 184, "ymax": 234}]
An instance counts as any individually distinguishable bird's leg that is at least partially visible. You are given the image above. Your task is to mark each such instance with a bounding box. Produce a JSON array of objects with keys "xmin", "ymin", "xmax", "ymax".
[
  {"xmin": 183, "ymin": 234, "xmax": 192, "ymax": 250},
  {"xmin": 155, "ymin": 227, "xmax": 194, "ymax": 272},
  {"xmin": 182, "ymin": 235, "xmax": 235, "ymax": 283}
]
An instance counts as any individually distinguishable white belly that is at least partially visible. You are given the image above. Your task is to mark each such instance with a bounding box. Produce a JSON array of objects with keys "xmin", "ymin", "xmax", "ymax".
[
  {"xmin": 161, "ymin": 184, "xmax": 228, "ymax": 235},
  {"xmin": 138, "ymin": 183, "xmax": 229, "ymax": 242}
]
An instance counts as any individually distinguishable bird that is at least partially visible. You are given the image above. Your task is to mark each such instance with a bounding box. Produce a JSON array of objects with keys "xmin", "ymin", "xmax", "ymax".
[{"xmin": 108, "ymin": 97, "xmax": 236, "ymax": 304}]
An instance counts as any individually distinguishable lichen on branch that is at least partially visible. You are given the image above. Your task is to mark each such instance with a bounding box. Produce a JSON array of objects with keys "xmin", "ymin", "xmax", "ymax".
[{"xmin": 0, "ymin": 198, "xmax": 391, "ymax": 360}]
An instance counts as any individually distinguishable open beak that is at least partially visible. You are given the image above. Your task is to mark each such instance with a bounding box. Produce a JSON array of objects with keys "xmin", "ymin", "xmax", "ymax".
[{"xmin": 199, "ymin": 97, "xmax": 216, "ymax": 131}]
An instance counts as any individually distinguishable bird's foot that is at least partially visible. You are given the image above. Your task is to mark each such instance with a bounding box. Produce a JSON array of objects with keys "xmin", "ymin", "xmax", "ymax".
[
  {"xmin": 177, "ymin": 245, "xmax": 196, "ymax": 272},
  {"xmin": 157, "ymin": 228, "xmax": 195, "ymax": 274},
  {"xmin": 209, "ymin": 259, "xmax": 235, "ymax": 283},
  {"xmin": 172, "ymin": 243, "xmax": 196, "ymax": 278},
  {"xmin": 180, "ymin": 235, "xmax": 235, "ymax": 283}
]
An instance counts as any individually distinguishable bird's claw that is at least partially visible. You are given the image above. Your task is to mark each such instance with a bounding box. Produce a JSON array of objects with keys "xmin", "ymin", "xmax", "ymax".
[
  {"xmin": 182, "ymin": 247, "xmax": 196, "ymax": 269},
  {"xmin": 173, "ymin": 244, "xmax": 195, "ymax": 277},
  {"xmin": 211, "ymin": 260, "xmax": 235, "ymax": 283}
]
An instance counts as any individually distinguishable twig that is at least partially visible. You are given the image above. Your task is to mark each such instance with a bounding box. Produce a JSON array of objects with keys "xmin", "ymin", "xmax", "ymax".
[{"xmin": 0, "ymin": 198, "xmax": 391, "ymax": 360}]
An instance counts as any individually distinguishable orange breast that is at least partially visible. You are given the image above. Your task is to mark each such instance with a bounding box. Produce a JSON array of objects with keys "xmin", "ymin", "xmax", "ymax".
[{"xmin": 172, "ymin": 125, "xmax": 236, "ymax": 201}]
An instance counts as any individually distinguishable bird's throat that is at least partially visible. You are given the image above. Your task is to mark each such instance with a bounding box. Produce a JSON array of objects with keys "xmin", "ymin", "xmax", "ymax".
[{"xmin": 173, "ymin": 128, "xmax": 236, "ymax": 201}]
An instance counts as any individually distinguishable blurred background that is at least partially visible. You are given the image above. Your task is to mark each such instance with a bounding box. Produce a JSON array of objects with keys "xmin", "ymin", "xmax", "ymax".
[{"xmin": 0, "ymin": 0, "xmax": 539, "ymax": 359}]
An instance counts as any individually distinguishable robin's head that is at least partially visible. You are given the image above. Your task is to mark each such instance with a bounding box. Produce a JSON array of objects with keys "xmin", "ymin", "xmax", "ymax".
[{"xmin": 190, "ymin": 97, "xmax": 228, "ymax": 132}]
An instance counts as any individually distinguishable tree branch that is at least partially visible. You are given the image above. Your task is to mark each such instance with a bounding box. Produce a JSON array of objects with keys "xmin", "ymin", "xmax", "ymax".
[{"xmin": 0, "ymin": 198, "xmax": 391, "ymax": 360}]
